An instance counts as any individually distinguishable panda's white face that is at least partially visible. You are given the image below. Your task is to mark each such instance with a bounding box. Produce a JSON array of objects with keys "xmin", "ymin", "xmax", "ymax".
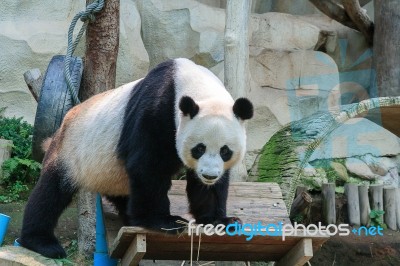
[
  {"xmin": 177, "ymin": 115, "xmax": 246, "ymax": 185},
  {"xmin": 176, "ymin": 97, "xmax": 252, "ymax": 186}
]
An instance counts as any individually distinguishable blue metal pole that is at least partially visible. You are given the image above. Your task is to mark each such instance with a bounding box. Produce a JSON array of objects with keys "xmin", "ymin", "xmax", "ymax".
[{"xmin": 94, "ymin": 194, "xmax": 118, "ymax": 266}]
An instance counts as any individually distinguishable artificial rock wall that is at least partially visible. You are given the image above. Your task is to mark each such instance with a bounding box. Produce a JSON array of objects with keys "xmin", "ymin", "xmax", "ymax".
[{"xmin": 0, "ymin": 0, "xmax": 380, "ymax": 172}]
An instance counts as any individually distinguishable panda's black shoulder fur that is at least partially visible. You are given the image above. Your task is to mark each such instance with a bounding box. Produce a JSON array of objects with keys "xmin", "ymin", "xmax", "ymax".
[{"xmin": 117, "ymin": 59, "xmax": 182, "ymax": 175}]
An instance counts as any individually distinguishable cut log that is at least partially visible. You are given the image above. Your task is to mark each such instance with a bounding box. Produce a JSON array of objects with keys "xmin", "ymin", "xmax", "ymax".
[
  {"xmin": 290, "ymin": 191, "xmax": 313, "ymax": 222},
  {"xmin": 358, "ymin": 185, "xmax": 370, "ymax": 226},
  {"xmin": 295, "ymin": 186, "xmax": 308, "ymax": 198},
  {"xmin": 322, "ymin": 183, "xmax": 336, "ymax": 225},
  {"xmin": 345, "ymin": 183, "xmax": 360, "ymax": 226},
  {"xmin": 383, "ymin": 187, "xmax": 397, "ymax": 230},
  {"xmin": 23, "ymin": 69, "xmax": 43, "ymax": 102}
]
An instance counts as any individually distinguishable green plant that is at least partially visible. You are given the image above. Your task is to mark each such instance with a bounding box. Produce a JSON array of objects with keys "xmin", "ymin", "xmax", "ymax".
[
  {"xmin": 0, "ymin": 117, "xmax": 34, "ymax": 158},
  {"xmin": 0, "ymin": 181, "xmax": 29, "ymax": 203},
  {"xmin": 0, "ymin": 116, "xmax": 41, "ymax": 203},
  {"xmin": 1, "ymin": 157, "xmax": 41, "ymax": 185},
  {"xmin": 369, "ymin": 209, "xmax": 386, "ymax": 228}
]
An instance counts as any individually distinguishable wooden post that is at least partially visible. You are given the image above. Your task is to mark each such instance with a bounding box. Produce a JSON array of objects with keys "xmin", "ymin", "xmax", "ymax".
[
  {"xmin": 78, "ymin": 0, "xmax": 120, "ymax": 258},
  {"xmin": 396, "ymin": 188, "xmax": 400, "ymax": 230},
  {"xmin": 358, "ymin": 185, "xmax": 370, "ymax": 226},
  {"xmin": 345, "ymin": 183, "xmax": 360, "ymax": 226},
  {"xmin": 224, "ymin": 0, "xmax": 251, "ymax": 182},
  {"xmin": 369, "ymin": 184, "xmax": 384, "ymax": 211},
  {"xmin": 374, "ymin": 0, "xmax": 400, "ymax": 96},
  {"xmin": 383, "ymin": 187, "xmax": 397, "ymax": 230},
  {"xmin": 121, "ymin": 234, "xmax": 146, "ymax": 266},
  {"xmin": 80, "ymin": 0, "xmax": 120, "ymax": 100},
  {"xmin": 275, "ymin": 238, "xmax": 313, "ymax": 266},
  {"xmin": 224, "ymin": 0, "xmax": 250, "ymax": 99},
  {"xmin": 322, "ymin": 183, "xmax": 336, "ymax": 225}
]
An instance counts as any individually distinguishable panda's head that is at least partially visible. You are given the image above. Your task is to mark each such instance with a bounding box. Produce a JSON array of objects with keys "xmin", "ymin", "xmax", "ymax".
[{"xmin": 176, "ymin": 96, "xmax": 253, "ymax": 185}]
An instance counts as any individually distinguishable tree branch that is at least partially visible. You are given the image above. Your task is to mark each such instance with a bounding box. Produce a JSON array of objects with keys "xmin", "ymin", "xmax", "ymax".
[
  {"xmin": 309, "ymin": 0, "xmax": 358, "ymax": 31},
  {"xmin": 342, "ymin": 0, "xmax": 374, "ymax": 45}
]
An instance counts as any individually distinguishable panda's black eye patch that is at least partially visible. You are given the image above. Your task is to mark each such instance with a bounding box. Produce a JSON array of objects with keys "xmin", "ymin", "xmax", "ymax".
[
  {"xmin": 220, "ymin": 145, "xmax": 233, "ymax": 162},
  {"xmin": 191, "ymin": 143, "xmax": 206, "ymax": 159}
]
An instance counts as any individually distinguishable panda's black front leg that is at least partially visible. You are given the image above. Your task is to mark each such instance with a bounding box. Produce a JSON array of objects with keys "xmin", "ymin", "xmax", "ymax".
[
  {"xmin": 127, "ymin": 171, "xmax": 187, "ymax": 234},
  {"xmin": 186, "ymin": 169, "xmax": 241, "ymax": 226}
]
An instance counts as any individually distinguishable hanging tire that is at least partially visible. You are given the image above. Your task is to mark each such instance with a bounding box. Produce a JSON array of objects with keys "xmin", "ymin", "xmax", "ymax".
[{"xmin": 31, "ymin": 55, "xmax": 83, "ymax": 162}]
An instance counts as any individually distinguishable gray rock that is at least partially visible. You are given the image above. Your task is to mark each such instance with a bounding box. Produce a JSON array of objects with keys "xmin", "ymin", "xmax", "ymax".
[
  {"xmin": 250, "ymin": 12, "xmax": 321, "ymax": 52},
  {"xmin": 310, "ymin": 118, "xmax": 400, "ymax": 161},
  {"xmin": 345, "ymin": 157, "xmax": 378, "ymax": 180},
  {"xmin": 137, "ymin": 0, "xmax": 225, "ymax": 69}
]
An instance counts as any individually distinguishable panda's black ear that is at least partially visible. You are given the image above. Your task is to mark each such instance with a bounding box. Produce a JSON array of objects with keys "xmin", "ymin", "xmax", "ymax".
[
  {"xmin": 233, "ymin": 98, "xmax": 253, "ymax": 120},
  {"xmin": 179, "ymin": 96, "xmax": 199, "ymax": 119}
]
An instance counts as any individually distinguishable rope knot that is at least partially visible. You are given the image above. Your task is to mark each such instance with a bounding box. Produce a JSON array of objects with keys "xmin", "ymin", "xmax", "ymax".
[
  {"xmin": 64, "ymin": 0, "xmax": 104, "ymax": 105},
  {"xmin": 80, "ymin": 13, "xmax": 96, "ymax": 23}
]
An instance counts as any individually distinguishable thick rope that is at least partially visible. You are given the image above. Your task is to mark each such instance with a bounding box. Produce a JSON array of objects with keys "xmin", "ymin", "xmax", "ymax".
[{"xmin": 64, "ymin": 0, "xmax": 105, "ymax": 105}]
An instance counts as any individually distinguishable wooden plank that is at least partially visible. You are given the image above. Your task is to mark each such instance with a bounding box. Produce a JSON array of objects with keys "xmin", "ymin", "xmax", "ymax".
[
  {"xmin": 169, "ymin": 181, "xmax": 283, "ymax": 199},
  {"xmin": 104, "ymin": 181, "xmax": 329, "ymax": 263},
  {"xmin": 275, "ymin": 238, "xmax": 313, "ymax": 266},
  {"xmin": 110, "ymin": 227, "xmax": 329, "ymax": 260},
  {"xmin": 121, "ymin": 234, "xmax": 146, "ymax": 266},
  {"xmin": 0, "ymin": 246, "xmax": 60, "ymax": 266}
]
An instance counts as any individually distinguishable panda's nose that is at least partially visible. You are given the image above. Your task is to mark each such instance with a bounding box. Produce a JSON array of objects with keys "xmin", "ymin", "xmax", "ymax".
[{"xmin": 203, "ymin": 174, "xmax": 218, "ymax": 180}]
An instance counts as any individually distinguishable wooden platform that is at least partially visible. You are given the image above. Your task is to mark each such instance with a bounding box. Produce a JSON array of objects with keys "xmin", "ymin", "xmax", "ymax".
[
  {"xmin": 363, "ymin": 106, "xmax": 400, "ymax": 137},
  {"xmin": 103, "ymin": 181, "xmax": 329, "ymax": 265}
]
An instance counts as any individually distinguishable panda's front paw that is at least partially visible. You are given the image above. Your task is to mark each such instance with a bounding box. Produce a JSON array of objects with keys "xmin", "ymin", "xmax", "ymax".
[
  {"xmin": 217, "ymin": 216, "xmax": 242, "ymax": 226},
  {"xmin": 130, "ymin": 215, "xmax": 188, "ymax": 234},
  {"xmin": 195, "ymin": 216, "xmax": 242, "ymax": 226}
]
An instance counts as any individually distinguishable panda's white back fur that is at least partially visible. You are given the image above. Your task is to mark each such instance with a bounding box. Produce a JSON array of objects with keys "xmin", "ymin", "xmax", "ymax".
[
  {"xmin": 56, "ymin": 80, "xmax": 142, "ymax": 195},
  {"xmin": 49, "ymin": 58, "xmax": 237, "ymax": 196}
]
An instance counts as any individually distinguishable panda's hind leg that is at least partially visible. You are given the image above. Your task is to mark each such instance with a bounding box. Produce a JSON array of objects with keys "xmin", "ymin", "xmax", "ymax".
[
  {"xmin": 106, "ymin": 195, "xmax": 130, "ymax": 225},
  {"xmin": 19, "ymin": 163, "xmax": 76, "ymax": 259}
]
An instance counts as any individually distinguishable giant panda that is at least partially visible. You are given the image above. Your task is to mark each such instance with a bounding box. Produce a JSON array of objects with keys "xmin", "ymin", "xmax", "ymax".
[{"xmin": 19, "ymin": 58, "xmax": 253, "ymax": 259}]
